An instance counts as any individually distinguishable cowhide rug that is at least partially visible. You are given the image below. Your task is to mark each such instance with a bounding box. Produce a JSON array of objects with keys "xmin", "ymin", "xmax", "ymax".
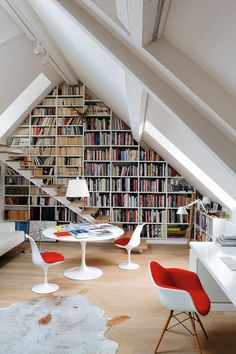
[{"xmin": 0, "ymin": 294, "xmax": 124, "ymax": 354}]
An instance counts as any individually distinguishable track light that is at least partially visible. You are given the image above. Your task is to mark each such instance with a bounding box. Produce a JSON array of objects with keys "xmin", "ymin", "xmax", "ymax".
[
  {"xmin": 33, "ymin": 39, "xmax": 49, "ymax": 65},
  {"xmin": 41, "ymin": 52, "xmax": 49, "ymax": 65}
]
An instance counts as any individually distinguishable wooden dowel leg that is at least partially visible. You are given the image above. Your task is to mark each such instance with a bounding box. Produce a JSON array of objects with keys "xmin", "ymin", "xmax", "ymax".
[
  {"xmin": 195, "ymin": 313, "xmax": 208, "ymax": 339},
  {"xmin": 155, "ymin": 310, "xmax": 173, "ymax": 353},
  {"xmin": 189, "ymin": 312, "xmax": 202, "ymax": 354}
]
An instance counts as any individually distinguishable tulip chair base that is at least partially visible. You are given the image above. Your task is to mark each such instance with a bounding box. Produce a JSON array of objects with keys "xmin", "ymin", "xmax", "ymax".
[
  {"xmin": 32, "ymin": 283, "xmax": 59, "ymax": 294},
  {"xmin": 118, "ymin": 262, "xmax": 140, "ymax": 270},
  {"xmin": 64, "ymin": 266, "xmax": 103, "ymax": 280},
  {"xmin": 155, "ymin": 310, "xmax": 208, "ymax": 354}
]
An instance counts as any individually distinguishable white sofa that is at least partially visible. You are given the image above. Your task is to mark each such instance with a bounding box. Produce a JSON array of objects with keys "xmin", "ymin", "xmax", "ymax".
[{"xmin": 0, "ymin": 222, "xmax": 25, "ymax": 257}]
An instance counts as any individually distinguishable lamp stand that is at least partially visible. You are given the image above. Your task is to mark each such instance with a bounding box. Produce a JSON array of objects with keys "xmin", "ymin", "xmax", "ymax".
[{"xmin": 186, "ymin": 192, "xmax": 196, "ymax": 244}]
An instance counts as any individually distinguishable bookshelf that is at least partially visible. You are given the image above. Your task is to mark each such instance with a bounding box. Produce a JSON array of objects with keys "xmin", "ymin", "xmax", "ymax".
[
  {"xmin": 193, "ymin": 209, "xmax": 225, "ymax": 242},
  {"xmin": 4, "ymin": 82, "xmax": 195, "ymax": 240}
]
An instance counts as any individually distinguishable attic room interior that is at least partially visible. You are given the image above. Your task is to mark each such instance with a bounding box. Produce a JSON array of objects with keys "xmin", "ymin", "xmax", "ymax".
[{"xmin": 0, "ymin": 0, "xmax": 236, "ymax": 353}]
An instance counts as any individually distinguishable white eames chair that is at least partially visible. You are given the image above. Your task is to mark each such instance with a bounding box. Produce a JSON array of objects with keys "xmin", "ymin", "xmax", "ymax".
[
  {"xmin": 26, "ymin": 235, "xmax": 64, "ymax": 294},
  {"xmin": 114, "ymin": 224, "xmax": 145, "ymax": 270}
]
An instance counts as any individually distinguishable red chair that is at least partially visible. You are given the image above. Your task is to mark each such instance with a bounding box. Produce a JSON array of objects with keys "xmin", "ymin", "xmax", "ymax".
[
  {"xmin": 26, "ymin": 235, "xmax": 64, "ymax": 294},
  {"xmin": 149, "ymin": 261, "xmax": 210, "ymax": 354}
]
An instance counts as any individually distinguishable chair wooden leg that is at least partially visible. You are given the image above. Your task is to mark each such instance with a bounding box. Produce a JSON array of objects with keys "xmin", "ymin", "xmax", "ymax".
[
  {"xmin": 195, "ymin": 313, "xmax": 208, "ymax": 339},
  {"xmin": 189, "ymin": 312, "xmax": 202, "ymax": 354},
  {"xmin": 155, "ymin": 310, "xmax": 173, "ymax": 353}
]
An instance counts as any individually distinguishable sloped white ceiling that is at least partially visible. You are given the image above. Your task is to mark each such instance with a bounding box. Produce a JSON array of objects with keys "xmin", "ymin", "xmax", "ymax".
[
  {"xmin": 0, "ymin": 34, "xmax": 61, "ymax": 114},
  {"xmin": 164, "ymin": 0, "xmax": 236, "ymax": 99},
  {"xmin": 0, "ymin": 6, "xmax": 22, "ymax": 44}
]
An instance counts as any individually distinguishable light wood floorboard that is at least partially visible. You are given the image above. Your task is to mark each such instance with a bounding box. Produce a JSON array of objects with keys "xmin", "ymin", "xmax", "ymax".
[{"xmin": 0, "ymin": 241, "xmax": 236, "ymax": 354}]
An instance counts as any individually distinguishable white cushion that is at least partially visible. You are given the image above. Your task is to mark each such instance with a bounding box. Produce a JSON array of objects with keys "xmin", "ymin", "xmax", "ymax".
[
  {"xmin": 0, "ymin": 222, "xmax": 15, "ymax": 232},
  {"xmin": 0, "ymin": 231, "xmax": 25, "ymax": 257}
]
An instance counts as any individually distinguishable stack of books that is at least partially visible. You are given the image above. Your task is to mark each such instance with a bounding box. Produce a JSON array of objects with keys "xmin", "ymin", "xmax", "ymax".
[{"xmin": 217, "ymin": 234, "xmax": 236, "ymax": 247}]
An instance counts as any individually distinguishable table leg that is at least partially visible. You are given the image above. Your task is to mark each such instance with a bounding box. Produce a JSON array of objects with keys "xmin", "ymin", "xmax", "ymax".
[{"xmin": 64, "ymin": 241, "xmax": 103, "ymax": 280}]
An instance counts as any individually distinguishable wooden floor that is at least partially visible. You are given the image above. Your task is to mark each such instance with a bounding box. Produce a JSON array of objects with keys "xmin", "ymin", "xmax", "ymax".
[{"xmin": 1, "ymin": 241, "xmax": 236, "ymax": 354}]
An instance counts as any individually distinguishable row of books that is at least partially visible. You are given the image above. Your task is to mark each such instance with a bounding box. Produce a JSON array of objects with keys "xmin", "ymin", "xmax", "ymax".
[
  {"xmin": 167, "ymin": 195, "xmax": 192, "ymax": 208},
  {"xmin": 5, "ymin": 196, "xmax": 28, "ymax": 205},
  {"xmin": 86, "ymin": 178, "xmax": 110, "ymax": 191},
  {"xmin": 6, "ymin": 187, "xmax": 29, "ymax": 195},
  {"xmin": 86, "ymin": 105, "xmax": 110, "ymax": 115},
  {"xmin": 112, "ymin": 148, "xmax": 138, "ymax": 161},
  {"xmin": 57, "ymin": 157, "xmax": 83, "ymax": 166},
  {"xmin": 217, "ymin": 235, "xmax": 236, "ymax": 247},
  {"xmin": 57, "ymin": 126, "xmax": 83, "ymax": 135},
  {"xmin": 139, "ymin": 194, "xmax": 166, "ymax": 208},
  {"xmin": 31, "ymin": 117, "xmax": 56, "ymax": 126},
  {"xmin": 140, "ymin": 148, "xmax": 163, "ymax": 161},
  {"xmin": 57, "ymin": 107, "xmax": 79, "ymax": 115},
  {"xmin": 112, "ymin": 178, "xmax": 138, "ymax": 192},
  {"xmin": 140, "ymin": 209, "xmax": 166, "ymax": 223},
  {"xmin": 10, "ymin": 137, "xmax": 30, "ymax": 146},
  {"xmin": 4, "ymin": 210, "xmax": 29, "ymax": 221},
  {"xmin": 112, "ymin": 117, "xmax": 130, "ymax": 130},
  {"xmin": 31, "ymin": 137, "xmax": 55, "ymax": 146},
  {"xmin": 112, "ymin": 194, "xmax": 138, "ymax": 208},
  {"xmin": 87, "ymin": 193, "xmax": 110, "ymax": 207},
  {"xmin": 85, "ymin": 149, "xmax": 110, "ymax": 160},
  {"xmin": 112, "ymin": 209, "xmax": 138, "ymax": 222},
  {"xmin": 112, "ymin": 132, "xmax": 136, "ymax": 146},
  {"xmin": 30, "ymin": 196, "xmax": 55, "ymax": 206},
  {"xmin": 32, "ymin": 127, "xmax": 56, "ymax": 136},
  {"xmin": 57, "ymin": 136, "xmax": 83, "ymax": 145},
  {"xmin": 57, "ymin": 97, "xmax": 83, "ymax": 106},
  {"xmin": 13, "ymin": 127, "xmax": 29, "ymax": 136},
  {"xmin": 5, "ymin": 176, "xmax": 28, "ymax": 185},
  {"xmin": 140, "ymin": 179, "xmax": 165, "ymax": 192},
  {"xmin": 33, "ymin": 156, "xmax": 55, "ymax": 165},
  {"xmin": 167, "ymin": 178, "xmax": 194, "ymax": 192},
  {"xmin": 32, "ymin": 107, "xmax": 56, "ymax": 115},
  {"xmin": 112, "ymin": 165, "xmax": 138, "ymax": 176},
  {"xmin": 140, "ymin": 163, "xmax": 165, "ymax": 177},
  {"xmin": 58, "ymin": 84, "xmax": 83, "ymax": 95},
  {"xmin": 57, "ymin": 167, "xmax": 83, "ymax": 175},
  {"xmin": 84, "ymin": 132, "xmax": 110, "ymax": 145},
  {"xmin": 57, "ymin": 117, "xmax": 82, "ymax": 125},
  {"xmin": 57, "ymin": 146, "xmax": 83, "ymax": 155},
  {"xmin": 85, "ymin": 117, "xmax": 110, "ymax": 130},
  {"xmin": 84, "ymin": 163, "xmax": 110, "ymax": 176}
]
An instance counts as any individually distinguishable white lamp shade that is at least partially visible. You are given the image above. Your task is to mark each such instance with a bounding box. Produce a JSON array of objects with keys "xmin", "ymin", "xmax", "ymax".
[
  {"xmin": 177, "ymin": 206, "xmax": 188, "ymax": 215},
  {"xmin": 202, "ymin": 196, "xmax": 211, "ymax": 205},
  {"xmin": 66, "ymin": 178, "xmax": 90, "ymax": 198}
]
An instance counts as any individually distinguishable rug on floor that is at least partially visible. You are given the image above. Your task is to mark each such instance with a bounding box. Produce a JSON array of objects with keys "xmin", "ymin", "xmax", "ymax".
[{"xmin": 0, "ymin": 294, "xmax": 119, "ymax": 354}]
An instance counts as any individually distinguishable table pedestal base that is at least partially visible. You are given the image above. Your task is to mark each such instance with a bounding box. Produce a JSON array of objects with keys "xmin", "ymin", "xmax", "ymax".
[{"xmin": 64, "ymin": 266, "xmax": 103, "ymax": 280}]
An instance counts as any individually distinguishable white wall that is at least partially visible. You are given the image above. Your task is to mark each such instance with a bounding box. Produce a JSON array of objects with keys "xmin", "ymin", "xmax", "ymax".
[{"xmin": 0, "ymin": 34, "xmax": 61, "ymax": 114}]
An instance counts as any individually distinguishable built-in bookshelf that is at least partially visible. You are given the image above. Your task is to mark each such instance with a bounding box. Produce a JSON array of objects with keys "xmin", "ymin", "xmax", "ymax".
[
  {"xmin": 193, "ymin": 209, "xmax": 225, "ymax": 242},
  {"xmin": 5, "ymin": 82, "xmax": 195, "ymax": 240}
]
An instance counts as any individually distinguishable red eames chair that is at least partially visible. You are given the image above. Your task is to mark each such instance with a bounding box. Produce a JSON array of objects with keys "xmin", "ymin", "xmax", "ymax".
[{"xmin": 149, "ymin": 261, "xmax": 210, "ymax": 354}]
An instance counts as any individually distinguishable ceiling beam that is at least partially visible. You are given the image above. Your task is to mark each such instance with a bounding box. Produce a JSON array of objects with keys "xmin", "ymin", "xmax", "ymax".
[{"xmin": 55, "ymin": 0, "xmax": 236, "ymax": 173}]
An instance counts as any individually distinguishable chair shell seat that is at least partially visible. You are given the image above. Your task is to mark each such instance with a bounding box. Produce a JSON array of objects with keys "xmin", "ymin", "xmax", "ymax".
[
  {"xmin": 150, "ymin": 262, "xmax": 210, "ymax": 316},
  {"xmin": 41, "ymin": 252, "xmax": 65, "ymax": 264}
]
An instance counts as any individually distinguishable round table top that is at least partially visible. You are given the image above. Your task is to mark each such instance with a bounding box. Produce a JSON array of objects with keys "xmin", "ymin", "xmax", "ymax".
[{"xmin": 42, "ymin": 224, "xmax": 124, "ymax": 243}]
